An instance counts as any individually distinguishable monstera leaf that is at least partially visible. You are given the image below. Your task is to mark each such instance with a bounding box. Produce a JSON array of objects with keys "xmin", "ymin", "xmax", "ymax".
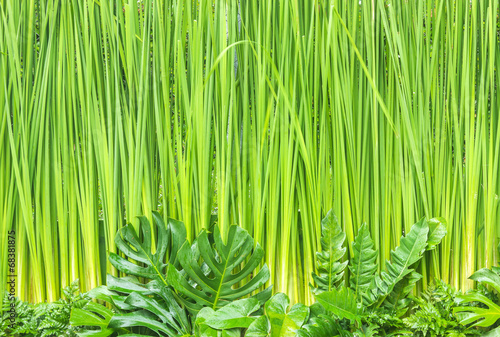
[
  {"xmin": 454, "ymin": 292, "xmax": 500, "ymax": 327},
  {"xmin": 265, "ymin": 293, "xmax": 309, "ymax": 337},
  {"xmin": 109, "ymin": 212, "xmax": 186, "ymax": 284},
  {"xmin": 454, "ymin": 267, "xmax": 500, "ymax": 328},
  {"xmin": 311, "ymin": 210, "xmax": 347, "ymax": 294},
  {"xmin": 107, "ymin": 284, "xmax": 191, "ymax": 336},
  {"xmin": 71, "ymin": 213, "xmax": 192, "ymax": 336},
  {"xmin": 167, "ymin": 224, "xmax": 271, "ymax": 312},
  {"xmin": 70, "ymin": 301, "xmax": 118, "ymax": 337},
  {"xmin": 348, "ymin": 224, "xmax": 377, "ymax": 304}
]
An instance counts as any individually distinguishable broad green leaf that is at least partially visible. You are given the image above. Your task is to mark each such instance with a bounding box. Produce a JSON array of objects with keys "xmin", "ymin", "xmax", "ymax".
[
  {"xmin": 196, "ymin": 308, "xmax": 220, "ymax": 337},
  {"xmin": 376, "ymin": 218, "xmax": 429, "ymax": 298},
  {"xmin": 469, "ymin": 268, "xmax": 500, "ymax": 294},
  {"xmin": 349, "ymin": 223, "xmax": 377, "ymax": 303},
  {"xmin": 196, "ymin": 306, "xmax": 242, "ymax": 337},
  {"xmin": 167, "ymin": 218, "xmax": 188, "ymax": 266},
  {"xmin": 454, "ymin": 292, "xmax": 500, "ymax": 327},
  {"xmin": 297, "ymin": 314, "xmax": 342, "ymax": 337},
  {"xmin": 245, "ymin": 316, "xmax": 271, "ymax": 337},
  {"xmin": 314, "ymin": 286, "xmax": 359, "ymax": 322},
  {"xmin": 85, "ymin": 214, "xmax": 191, "ymax": 335},
  {"xmin": 426, "ymin": 217, "xmax": 447, "ymax": 251},
  {"xmin": 265, "ymin": 293, "xmax": 309, "ymax": 337},
  {"xmin": 384, "ymin": 271, "xmax": 423, "ymax": 316},
  {"xmin": 109, "ymin": 212, "xmax": 183, "ymax": 285},
  {"xmin": 311, "ymin": 210, "xmax": 347, "ymax": 293},
  {"xmin": 70, "ymin": 302, "xmax": 116, "ymax": 337},
  {"xmin": 106, "ymin": 275, "xmax": 153, "ymax": 295},
  {"xmin": 200, "ymin": 298, "xmax": 261, "ymax": 330},
  {"xmin": 122, "ymin": 290, "xmax": 190, "ymax": 335},
  {"xmin": 167, "ymin": 225, "xmax": 270, "ymax": 312},
  {"xmin": 108, "ymin": 310, "xmax": 178, "ymax": 335}
]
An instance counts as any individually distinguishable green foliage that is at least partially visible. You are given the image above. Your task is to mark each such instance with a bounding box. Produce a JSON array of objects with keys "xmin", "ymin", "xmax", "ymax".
[
  {"xmin": 35, "ymin": 280, "xmax": 89, "ymax": 337},
  {"xmin": 296, "ymin": 314, "xmax": 344, "ymax": 337},
  {"xmin": 193, "ymin": 293, "xmax": 309, "ymax": 337},
  {"xmin": 311, "ymin": 210, "xmax": 348, "ymax": 294},
  {"xmin": 264, "ymin": 293, "xmax": 309, "ymax": 337},
  {"xmin": 1, "ymin": 280, "xmax": 87, "ymax": 337},
  {"xmin": 2, "ymin": 0, "xmax": 499, "ymax": 308},
  {"xmin": 312, "ymin": 214, "xmax": 446, "ymax": 318},
  {"xmin": 307, "ymin": 212, "xmax": 451, "ymax": 335},
  {"xmin": 245, "ymin": 315, "xmax": 271, "ymax": 337},
  {"xmin": 0, "ymin": 292, "xmax": 37, "ymax": 336},
  {"xmin": 109, "ymin": 212, "xmax": 186, "ymax": 284},
  {"xmin": 69, "ymin": 301, "xmax": 116, "ymax": 337},
  {"xmin": 314, "ymin": 287, "xmax": 359, "ymax": 323},
  {"xmin": 375, "ymin": 218, "xmax": 430, "ymax": 303},
  {"xmin": 403, "ymin": 280, "xmax": 480, "ymax": 336},
  {"xmin": 198, "ymin": 298, "xmax": 261, "ymax": 330},
  {"xmin": 454, "ymin": 267, "xmax": 500, "ymax": 329},
  {"xmin": 348, "ymin": 224, "xmax": 378, "ymax": 305},
  {"xmin": 72, "ymin": 213, "xmax": 271, "ymax": 336},
  {"xmin": 53, "ymin": 210, "xmax": 500, "ymax": 336},
  {"xmin": 72, "ymin": 213, "xmax": 192, "ymax": 336},
  {"xmin": 167, "ymin": 224, "xmax": 271, "ymax": 312}
]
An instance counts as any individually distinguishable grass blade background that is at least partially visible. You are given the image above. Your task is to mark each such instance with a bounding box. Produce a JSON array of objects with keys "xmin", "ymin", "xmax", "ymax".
[{"xmin": 0, "ymin": 0, "xmax": 498, "ymax": 304}]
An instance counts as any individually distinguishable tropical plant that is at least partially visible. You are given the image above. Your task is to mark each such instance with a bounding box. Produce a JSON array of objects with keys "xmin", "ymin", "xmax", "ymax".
[
  {"xmin": 71, "ymin": 212, "xmax": 271, "ymax": 336},
  {"xmin": 454, "ymin": 264, "xmax": 500, "ymax": 333},
  {"xmin": 195, "ymin": 292, "xmax": 310, "ymax": 337},
  {"xmin": 2, "ymin": 0, "xmax": 499, "ymax": 307},
  {"xmin": 0, "ymin": 292, "xmax": 37, "ymax": 336},
  {"xmin": 403, "ymin": 280, "xmax": 481, "ymax": 336},
  {"xmin": 1, "ymin": 280, "xmax": 87, "ymax": 337},
  {"xmin": 167, "ymin": 224, "xmax": 272, "ymax": 313},
  {"xmin": 308, "ymin": 212, "xmax": 447, "ymax": 333}
]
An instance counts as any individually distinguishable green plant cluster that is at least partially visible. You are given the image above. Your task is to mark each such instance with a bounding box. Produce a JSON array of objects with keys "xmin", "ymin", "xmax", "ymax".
[
  {"xmin": 5, "ymin": 211, "xmax": 500, "ymax": 336},
  {"xmin": 0, "ymin": 280, "xmax": 88, "ymax": 337}
]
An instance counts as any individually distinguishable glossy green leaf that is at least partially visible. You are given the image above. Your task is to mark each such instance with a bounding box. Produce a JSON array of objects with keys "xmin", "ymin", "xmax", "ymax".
[
  {"xmin": 167, "ymin": 225, "xmax": 270, "ymax": 312},
  {"xmin": 469, "ymin": 268, "xmax": 500, "ymax": 294},
  {"xmin": 70, "ymin": 302, "xmax": 116, "ymax": 337},
  {"xmin": 454, "ymin": 292, "xmax": 500, "ymax": 327},
  {"xmin": 196, "ymin": 306, "xmax": 242, "ymax": 337},
  {"xmin": 245, "ymin": 316, "xmax": 271, "ymax": 337},
  {"xmin": 265, "ymin": 293, "xmax": 309, "ymax": 337},
  {"xmin": 109, "ymin": 212, "xmax": 178, "ymax": 285},
  {"xmin": 314, "ymin": 286, "xmax": 359, "ymax": 322},
  {"xmin": 200, "ymin": 298, "xmax": 261, "ymax": 330},
  {"xmin": 426, "ymin": 218, "xmax": 447, "ymax": 251},
  {"xmin": 376, "ymin": 218, "xmax": 429, "ymax": 298},
  {"xmin": 297, "ymin": 314, "xmax": 342, "ymax": 337},
  {"xmin": 349, "ymin": 223, "xmax": 378, "ymax": 303},
  {"xmin": 108, "ymin": 310, "xmax": 177, "ymax": 335},
  {"xmin": 384, "ymin": 271, "xmax": 423, "ymax": 316},
  {"xmin": 311, "ymin": 210, "xmax": 347, "ymax": 293}
]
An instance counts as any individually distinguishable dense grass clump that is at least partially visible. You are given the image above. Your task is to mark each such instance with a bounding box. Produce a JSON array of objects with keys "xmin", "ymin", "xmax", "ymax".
[{"xmin": 0, "ymin": 0, "xmax": 499, "ymax": 306}]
